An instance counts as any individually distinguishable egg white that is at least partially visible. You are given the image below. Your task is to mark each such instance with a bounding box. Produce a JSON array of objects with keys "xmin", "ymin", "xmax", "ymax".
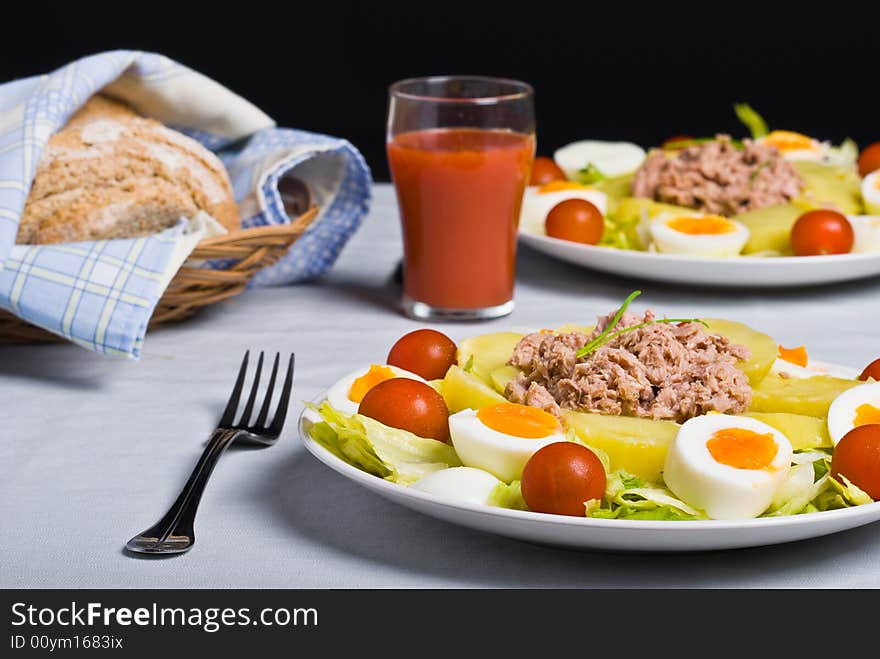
[
  {"xmin": 770, "ymin": 358, "xmax": 861, "ymax": 380},
  {"xmin": 553, "ymin": 140, "xmax": 647, "ymax": 179},
  {"xmin": 662, "ymin": 414, "xmax": 793, "ymax": 520},
  {"xmin": 411, "ymin": 467, "xmax": 502, "ymax": 506},
  {"xmin": 862, "ymin": 171, "xmax": 880, "ymax": 215},
  {"xmin": 827, "ymin": 381, "xmax": 880, "ymax": 446},
  {"xmin": 326, "ymin": 364, "xmax": 427, "ymax": 416},
  {"xmin": 648, "ymin": 212, "xmax": 750, "ymax": 257},
  {"xmin": 448, "ymin": 408, "xmax": 565, "ymax": 482},
  {"xmin": 520, "ymin": 185, "xmax": 608, "ymax": 234}
]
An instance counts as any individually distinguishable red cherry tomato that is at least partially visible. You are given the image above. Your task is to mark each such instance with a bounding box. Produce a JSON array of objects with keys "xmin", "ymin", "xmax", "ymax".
[
  {"xmin": 386, "ymin": 329, "xmax": 457, "ymax": 381},
  {"xmin": 545, "ymin": 199, "xmax": 604, "ymax": 245},
  {"xmin": 858, "ymin": 142, "xmax": 880, "ymax": 177},
  {"xmin": 530, "ymin": 156, "xmax": 567, "ymax": 186},
  {"xmin": 831, "ymin": 425, "xmax": 880, "ymax": 499},
  {"xmin": 358, "ymin": 378, "xmax": 450, "ymax": 443},
  {"xmin": 860, "ymin": 358, "xmax": 880, "ymax": 381},
  {"xmin": 521, "ymin": 442, "xmax": 607, "ymax": 516},
  {"xmin": 790, "ymin": 209, "xmax": 854, "ymax": 256},
  {"xmin": 662, "ymin": 134, "xmax": 695, "ymax": 149}
]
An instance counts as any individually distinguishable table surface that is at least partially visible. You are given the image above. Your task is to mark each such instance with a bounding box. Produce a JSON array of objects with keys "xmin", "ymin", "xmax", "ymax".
[{"xmin": 3, "ymin": 183, "xmax": 880, "ymax": 589}]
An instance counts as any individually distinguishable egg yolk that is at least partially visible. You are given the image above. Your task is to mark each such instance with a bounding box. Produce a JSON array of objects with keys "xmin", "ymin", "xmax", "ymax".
[
  {"xmin": 854, "ymin": 403, "xmax": 880, "ymax": 427},
  {"xmin": 477, "ymin": 403, "xmax": 559, "ymax": 439},
  {"xmin": 762, "ymin": 130, "xmax": 819, "ymax": 153},
  {"xmin": 538, "ymin": 181, "xmax": 587, "ymax": 194},
  {"xmin": 707, "ymin": 427, "xmax": 778, "ymax": 470},
  {"xmin": 666, "ymin": 215, "xmax": 736, "ymax": 235},
  {"xmin": 348, "ymin": 365, "xmax": 397, "ymax": 403},
  {"xmin": 778, "ymin": 345, "xmax": 808, "ymax": 367}
]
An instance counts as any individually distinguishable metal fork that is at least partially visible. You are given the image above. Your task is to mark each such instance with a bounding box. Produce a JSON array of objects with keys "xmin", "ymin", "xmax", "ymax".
[{"xmin": 125, "ymin": 351, "xmax": 294, "ymax": 556}]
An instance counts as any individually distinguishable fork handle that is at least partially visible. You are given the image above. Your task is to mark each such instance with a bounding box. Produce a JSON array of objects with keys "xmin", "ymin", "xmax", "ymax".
[{"xmin": 128, "ymin": 427, "xmax": 240, "ymax": 552}]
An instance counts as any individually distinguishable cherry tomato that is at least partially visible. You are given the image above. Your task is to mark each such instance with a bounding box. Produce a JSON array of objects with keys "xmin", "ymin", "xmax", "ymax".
[
  {"xmin": 521, "ymin": 442, "xmax": 606, "ymax": 516},
  {"xmin": 545, "ymin": 199, "xmax": 604, "ymax": 245},
  {"xmin": 358, "ymin": 378, "xmax": 450, "ymax": 443},
  {"xmin": 662, "ymin": 135, "xmax": 695, "ymax": 149},
  {"xmin": 858, "ymin": 141, "xmax": 880, "ymax": 178},
  {"xmin": 860, "ymin": 358, "xmax": 880, "ymax": 381},
  {"xmin": 386, "ymin": 329, "xmax": 457, "ymax": 381},
  {"xmin": 790, "ymin": 209, "xmax": 854, "ymax": 256},
  {"xmin": 530, "ymin": 156, "xmax": 567, "ymax": 186},
  {"xmin": 831, "ymin": 425, "xmax": 880, "ymax": 499}
]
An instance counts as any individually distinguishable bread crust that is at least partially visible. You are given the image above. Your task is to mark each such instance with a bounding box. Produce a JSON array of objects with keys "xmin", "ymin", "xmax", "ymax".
[{"xmin": 18, "ymin": 95, "xmax": 241, "ymax": 244}]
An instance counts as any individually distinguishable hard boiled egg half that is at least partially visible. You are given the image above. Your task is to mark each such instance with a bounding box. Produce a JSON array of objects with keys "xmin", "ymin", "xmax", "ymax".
[
  {"xmin": 772, "ymin": 345, "xmax": 861, "ymax": 380},
  {"xmin": 449, "ymin": 402, "xmax": 566, "ymax": 482},
  {"xmin": 663, "ymin": 414, "xmax": 793, "ymax": 519},
  {"xmin": 861, "ymin": 170, "xmax": 880, "ymax": 215},
  {"xmin": 553, "ymin": 140, "xmax": 647, "ymax": 179},
  {"xmin": 648, "ymin": 212, "xmax": 750, "ymax": 257},
  {"xmin": 411, "ymin": 467, "xmax": 503, "ymax": 506},
  {"xmin": 326, "ymin": 364, "xmax": 427, "ymax": 416},
  {"xmin": 520, "ymin": 181, "xmax": 608, "ymax": 232},
  {"xmin": 827, "ymin": 381, "xmax": 880, "ymax": 445},
  {"xmin": 757, "ymin": 130, "xmax": 828, "ymax": 162}
]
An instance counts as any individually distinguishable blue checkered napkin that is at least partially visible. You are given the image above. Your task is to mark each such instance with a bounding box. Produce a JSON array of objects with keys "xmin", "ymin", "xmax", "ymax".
[{"xmin": 0, "ymin": 51, "xmax": 372, "ymax": 358}]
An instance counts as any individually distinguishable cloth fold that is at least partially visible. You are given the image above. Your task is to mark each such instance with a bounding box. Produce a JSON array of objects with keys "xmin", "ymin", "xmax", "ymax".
[{"xmin": 0, "ymin": 50, "xmax": 372, "ymax": 358}]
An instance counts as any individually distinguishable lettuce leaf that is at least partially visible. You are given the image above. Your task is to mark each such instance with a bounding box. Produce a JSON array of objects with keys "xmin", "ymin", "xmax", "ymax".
[
  {"xmin": 488, "ymin": 480, "xmax": 528, "ymax": 511},
  {"xmin": 307, "ymin": 402, "xmax": 461, "ymax": 485},
  {"xmin": 830, "ymin": 474, "xmax": 874, "ymax": 506}
]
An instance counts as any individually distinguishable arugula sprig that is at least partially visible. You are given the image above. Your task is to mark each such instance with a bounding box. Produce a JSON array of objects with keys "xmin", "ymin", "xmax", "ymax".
[{"xmin": 575, "ymin": 290, "xmax": 708, "ymax": 360}]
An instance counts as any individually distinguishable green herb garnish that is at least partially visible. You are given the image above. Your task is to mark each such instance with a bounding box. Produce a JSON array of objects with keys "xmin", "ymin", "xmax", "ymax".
[
  {"xmin": 733, "ymin": 103, "xmax": 769, "ymax": 139},
  {"xmin": 575, "ymin": 290, "xmax": 708, "ymax": 359}
]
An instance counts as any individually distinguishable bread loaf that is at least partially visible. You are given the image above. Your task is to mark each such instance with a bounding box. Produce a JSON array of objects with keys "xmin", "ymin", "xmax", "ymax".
[{"xmin": 17, "ymin": 95, "xmax": 240, "ymax": 244}]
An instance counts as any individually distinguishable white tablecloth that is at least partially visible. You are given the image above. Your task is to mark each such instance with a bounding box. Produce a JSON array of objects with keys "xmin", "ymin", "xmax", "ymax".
[{"xmin": 2, "ymin": 184, "xmax": 879, "ymax": 588}]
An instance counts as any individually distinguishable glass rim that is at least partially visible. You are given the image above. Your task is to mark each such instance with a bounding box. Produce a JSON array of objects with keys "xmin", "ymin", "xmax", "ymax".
[{"xmin": 389, "ymin": 75, "xmax": 534, "ymax": 104}]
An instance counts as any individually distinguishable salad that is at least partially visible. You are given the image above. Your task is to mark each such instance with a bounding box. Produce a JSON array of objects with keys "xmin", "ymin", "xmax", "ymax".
[
  {"xmin": 306, "ymin": 292, "xmax": 880, "ymax": 522},
  {"xmin": 520, "ymin": 105, "xmax": 880, "ymax": 259}
]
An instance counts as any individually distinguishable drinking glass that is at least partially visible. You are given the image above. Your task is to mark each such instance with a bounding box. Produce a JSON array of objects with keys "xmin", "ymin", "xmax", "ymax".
[{"xmin": 386, "ymin": 76, "xmax": 535, "ymax": 320}]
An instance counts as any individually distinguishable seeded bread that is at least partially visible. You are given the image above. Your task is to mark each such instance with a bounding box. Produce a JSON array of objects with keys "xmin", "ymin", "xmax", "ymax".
[{"xmin": 17, "ymin": 95, "xmax": 240, "ymax": 244}]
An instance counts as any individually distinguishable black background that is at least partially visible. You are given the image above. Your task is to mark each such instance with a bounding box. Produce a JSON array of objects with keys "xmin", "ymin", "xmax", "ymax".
[{"xmin": 1, "ymin": 1, "xmax": 874, "ymax": 181}]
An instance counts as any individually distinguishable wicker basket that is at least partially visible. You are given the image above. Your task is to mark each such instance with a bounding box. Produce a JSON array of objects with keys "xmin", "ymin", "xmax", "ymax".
[{"xmin": 0, "ymin": 204, "xmax": 319, "ymax": 345}]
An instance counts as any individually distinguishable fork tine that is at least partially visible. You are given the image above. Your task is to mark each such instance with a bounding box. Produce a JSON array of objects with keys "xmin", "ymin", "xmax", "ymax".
[
  {"xmin": 254, "ymin": 353, "xmax": 280, "ymax": 429},
  {"xmin": 237, "ymin": 351, "xmax": 264, "ymax": 427},
  {"xmin": 219, "ymin": 351, "xmax": 250, "ymax": 427},
  {"xmin": 268, "ymin": 354, "xmax": 295, "ymax": 436}
]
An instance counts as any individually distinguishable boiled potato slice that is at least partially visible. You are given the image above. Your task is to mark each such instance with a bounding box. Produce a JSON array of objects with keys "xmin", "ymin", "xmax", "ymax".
[
  {"xmin": 553, "ymin": 323, "xmax": 595, "ymax": 334},
  {"xmin": 442, "ymin": 365, "xmax": 507, "ymax": 413},
  {"xmin": 734, "ymin": 204, "xmax": 801, "ymax": 255},
  {"xmin": 743, "ymin": 411, "xmax": 832, "ymax": 450},
  {"xmin": 456, "ymin": 331, "xmax": 524, "ymax": 384},
  {"xmin": 490, "ymin": 365, "xmax": 521, "ymax": 395},
  {"xmin": 563, "ymin": 411, "xmax": 680, "ymax": 483},
  {"xmin": 750, "ymin": 374, "xmax": 860, "ymax": 417},
  {"xmin": 702, "ymin": 318, "xmax": 777, "ymax": 386}
]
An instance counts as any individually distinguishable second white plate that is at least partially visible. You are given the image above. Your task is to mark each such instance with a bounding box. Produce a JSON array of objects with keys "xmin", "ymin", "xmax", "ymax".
[{"xmin": 518, "ymin": 224, "xmax": 880, "ymax": 287}]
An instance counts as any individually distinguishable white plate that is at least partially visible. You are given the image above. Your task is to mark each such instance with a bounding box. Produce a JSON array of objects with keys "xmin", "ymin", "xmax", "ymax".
[
  {"xmin": 298, "ymin": 398, "xmax": 880, "ymax": 553},
  {"xmin": 518, "ymin": 224, "xmax": 880, "ymax": 288}
]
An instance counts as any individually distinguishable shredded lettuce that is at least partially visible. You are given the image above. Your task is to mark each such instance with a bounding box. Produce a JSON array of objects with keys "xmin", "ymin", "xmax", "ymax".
[
  {"xmin": 824, "ymin": 138, "xmax": 859, "ymax": 169},
  {"xmin": 591, "ymin": 470, "xmax": 705, "ymax": 520},
  {"xmin": 307, "ymin": 402, "xmax": 461, "ymax": 485},
  {"xmin": 830, "ymin": 474, "xmax": 874, "ymax": 506},
  {"xmin": 574, "ymin": 162, "xmax": 607, "ymax": 185},
  {"xmin": 488, "ymin": 480, "xmax": 528, "ymax": 511},
  {"xmin": 734, "ymin": 103, "xmax": 769, "ymax": 139}
]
